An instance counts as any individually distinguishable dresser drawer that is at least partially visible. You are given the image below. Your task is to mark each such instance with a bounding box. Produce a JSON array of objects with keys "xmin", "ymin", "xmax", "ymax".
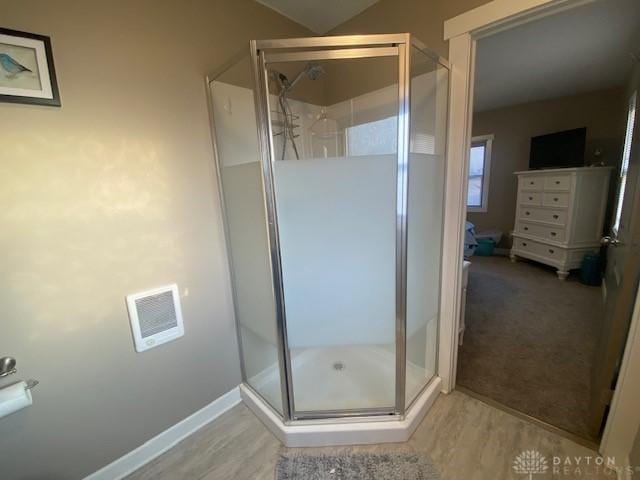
[
  {"xmin": 519, "ymin": 191, "xmax": 542, "ymax": 205},
  {"xmin": 542, "ymin": 192, "xmax": 570, "ymax": 207},
  {"xmin": 516, "ymin": 222, "xmax": 566, "ymax": 242},
  {"xmin": 519, "ymin": 206, "xmax": 567, "ymax": 225},
  {"xmin": 519, "ymin": 176, "xmax": 543, "ymax": 191},
  {"xmin": 513, "ymin": 237, "xmax": 567, "ymax": 263},
  {"xmin": 544, "ymin": 174, "xmax": 571, "ymax": 191}
]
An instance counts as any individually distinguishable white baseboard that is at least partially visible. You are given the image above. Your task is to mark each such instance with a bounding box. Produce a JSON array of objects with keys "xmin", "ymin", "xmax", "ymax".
[{"xmin": 84, "ymin": 386, "xmax": 241, "ymax": 480}]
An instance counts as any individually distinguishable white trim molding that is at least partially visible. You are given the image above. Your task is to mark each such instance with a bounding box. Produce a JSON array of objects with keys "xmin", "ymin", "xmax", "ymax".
[
  {"xmin": 84, "ymin": 387, "xmax": 241, "ymax": 480},
  {"xmin": 438, "ymin": 33, "xmax": 475, "ymax": 393},
  {"xmin": 443, "ymin": 0, "xmax": 595, "ymax": 40},
  {"xmin": 600, "ymin": 291, "xmax": 640, "ymax": 478}
]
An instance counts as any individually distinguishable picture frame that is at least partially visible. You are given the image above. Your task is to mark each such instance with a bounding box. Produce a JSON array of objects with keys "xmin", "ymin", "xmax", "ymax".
[{"xmin": 0, "ymin": 27, "xmax": 61, "ymax": 106}]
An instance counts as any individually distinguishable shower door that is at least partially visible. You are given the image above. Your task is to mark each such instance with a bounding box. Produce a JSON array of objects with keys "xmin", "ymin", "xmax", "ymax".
[
  {"xmin": 241, "ymin": 34, "xmax": 449, "ymax": 421},
  {"xmin": 262, "ymin": 49, "xmax": 401, "ymax": 418}
]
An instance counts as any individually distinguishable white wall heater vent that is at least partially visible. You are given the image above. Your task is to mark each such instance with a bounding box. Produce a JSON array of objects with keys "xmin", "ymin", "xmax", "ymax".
[{"xmin": 126, "ymin": 284, "xmax": 184, "ymax": 352}]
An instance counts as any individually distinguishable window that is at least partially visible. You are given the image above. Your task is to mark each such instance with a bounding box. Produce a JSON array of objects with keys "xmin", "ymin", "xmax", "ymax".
[
  {"xmin": 346, "ymin": 116, "xmax": 397, "ymax": 156},
  {"xmin": 467, "ymin": 135, "xmax": 493, "ymax": 212},
  {"xmin": 612, "ymin": 91, "xmax": 637, "ymax": 235}
]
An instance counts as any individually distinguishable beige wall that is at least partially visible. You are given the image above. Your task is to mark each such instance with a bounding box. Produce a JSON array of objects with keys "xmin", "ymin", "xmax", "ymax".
[
  {"xmin": 0, "ymin": 1, "xmax": 312, "ymax": 479},
  {"xmin": 468, "ymin": 88, "xmax": 626, "ymax": 248},
  {"xmin": 329, "ymin": 0, "xmax": 491, "ymax": 58},
  {"xmin": 330, "ymin": 0, "xmax": 627, "ymax": 250},
  {"xmin": 0, "ymin": 0, "xmax": 495, "ymax": 477}
]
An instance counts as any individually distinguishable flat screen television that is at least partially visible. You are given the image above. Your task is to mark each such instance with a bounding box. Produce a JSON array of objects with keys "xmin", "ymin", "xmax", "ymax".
[{"xmin": 529, "ymin": 127, "xmax": 586, "ymax": 169}]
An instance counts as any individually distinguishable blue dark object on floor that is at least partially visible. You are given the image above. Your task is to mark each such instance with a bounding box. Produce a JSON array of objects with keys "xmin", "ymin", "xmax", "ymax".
[
  {"xmin": 580, "ymin": 252, "xmax": 602, "ymax": 286},
  {"xmin": 475, "ymin": 238, "xmax": 495, "ymax": 256}
]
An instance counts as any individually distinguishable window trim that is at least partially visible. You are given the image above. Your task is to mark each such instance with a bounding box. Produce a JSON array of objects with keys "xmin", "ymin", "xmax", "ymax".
[{"xmin": 467, "ymin": 134, "xmax": 494, "ymax": 213}]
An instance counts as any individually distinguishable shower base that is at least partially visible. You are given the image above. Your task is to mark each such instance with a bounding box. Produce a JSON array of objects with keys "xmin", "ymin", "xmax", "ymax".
[{"xmin": 241, "ymin": 346, "xmax": 441, "ymax": 447}]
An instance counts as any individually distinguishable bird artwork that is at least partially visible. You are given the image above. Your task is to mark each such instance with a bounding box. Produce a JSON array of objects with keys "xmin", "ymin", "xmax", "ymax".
[{"xmin": 0, "ymin": 53, "xmax": 32, "ymax": 78}]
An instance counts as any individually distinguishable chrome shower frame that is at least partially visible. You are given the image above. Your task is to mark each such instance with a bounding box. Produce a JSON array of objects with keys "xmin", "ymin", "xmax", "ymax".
[
  {"xmin": 206, "ymin": 34, "xmax": 451, "ymax": 432},
  {"xmin": 244, "ymin": 33, "xmax": 449, "ymax": 423}
]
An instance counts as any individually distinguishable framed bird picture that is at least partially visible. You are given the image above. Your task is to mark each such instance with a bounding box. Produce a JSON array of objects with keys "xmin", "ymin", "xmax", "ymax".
[{"xmin": 0, "ymin": 27, "xmax": 60, "ymax": 106}]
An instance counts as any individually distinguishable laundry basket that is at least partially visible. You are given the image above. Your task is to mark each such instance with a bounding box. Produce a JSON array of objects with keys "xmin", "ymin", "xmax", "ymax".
[{"xmin": 475, "ymin": 238, "xmax": 495, "ymax": 256}]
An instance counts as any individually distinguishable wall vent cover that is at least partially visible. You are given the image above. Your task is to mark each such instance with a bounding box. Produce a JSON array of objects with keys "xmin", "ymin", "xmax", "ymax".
[{"xmin": 126, "ymin": 284, "xmax": 184, "ymax": 352}]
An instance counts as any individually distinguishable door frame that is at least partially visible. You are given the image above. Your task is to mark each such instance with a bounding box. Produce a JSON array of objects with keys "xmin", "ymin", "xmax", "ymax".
[
  {"xmin": 440, "ymin": 0, "xmax": 640, "ymax": 458},
  {"xmin": 602, "ymin": 286, "xmax": 640, "ymax": 477}
]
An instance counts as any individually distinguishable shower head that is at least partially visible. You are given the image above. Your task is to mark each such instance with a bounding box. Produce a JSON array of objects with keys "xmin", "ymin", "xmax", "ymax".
[
  {"xmin": 270, "ymin": 62, "xmax": 325, "ymax": 95},
  {"xmin": 305, "ymin": 62, "xmax": 324, "ymax": 80},
  {"xmin": 286, "ymin": 62, "xmax": 325, "ymax": 91}
]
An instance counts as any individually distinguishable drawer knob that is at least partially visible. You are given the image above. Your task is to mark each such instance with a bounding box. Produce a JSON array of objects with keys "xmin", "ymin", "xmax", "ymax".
[
  {"xmin": 524, "ymin": 226, "xmax": 529, "ymax": 231},
  {"xmin": 555, "ymin": 180, "xmax": 560, "ymax": 185},
  {"xmin": 525, "ymin": 211, "xmax": 530, "ymax": 216},
  {"xmin": 551, "ymin": 232, "xmax": 556, "ymax": 236},
  {"xmin": 553, "ymin": 214, "xmax": 559, "ymax": 219},
  {"xmin": 549, "ymin": 249, "xmax": 555, "ymax": 254},
  {"xmin": 554, "ymin": 197, "xmax": 559, "ymax": 202},
  {"xmin": 522, "ymin": 242, "xmax": 528, "ymax": 246},
  {"xmin": 530, "ymin": 181, "xmax": 534, "ymax": 185}
]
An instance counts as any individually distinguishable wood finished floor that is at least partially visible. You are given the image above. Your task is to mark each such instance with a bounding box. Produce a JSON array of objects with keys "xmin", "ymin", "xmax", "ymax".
[{"xmin": 125, "ymin": 391, "xmax": 614, "ymax": 480}]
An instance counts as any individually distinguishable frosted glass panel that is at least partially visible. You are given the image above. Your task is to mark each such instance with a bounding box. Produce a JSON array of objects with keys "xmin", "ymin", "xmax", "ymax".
[
  {"xmin": 275, "ymin": 156, "xmax": 396, "ymax": 348},
  {"xmin": 209, "ymin": 57, "xmax": 283, "ymax": 415},
  {"xmin": 405, "ymin": 47, "xmax": 448, "ymax": 406},
  {"xmin": 268, "ymin": 56, "xmax": 399, "ymax": 413},
  {"xmin": 346, "ymin": 116, "xmax": 398, "ymax": 156}
]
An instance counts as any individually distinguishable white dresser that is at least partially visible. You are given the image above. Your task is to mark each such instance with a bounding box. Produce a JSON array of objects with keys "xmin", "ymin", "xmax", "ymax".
[{"xmin": 510, "ymin": 166, "xmax": 612, "ymax": 280}]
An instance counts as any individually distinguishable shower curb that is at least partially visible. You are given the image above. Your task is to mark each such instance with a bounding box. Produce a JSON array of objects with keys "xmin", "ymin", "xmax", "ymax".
[{"xmin": 240, "ymin": 377, "xmax": 442, "ymax": 447}]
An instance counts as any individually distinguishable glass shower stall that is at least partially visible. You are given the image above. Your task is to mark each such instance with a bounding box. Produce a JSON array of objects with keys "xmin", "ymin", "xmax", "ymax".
[{"xmin": 207, "ymin": 34, "xmax": 449, "ymax": 438}]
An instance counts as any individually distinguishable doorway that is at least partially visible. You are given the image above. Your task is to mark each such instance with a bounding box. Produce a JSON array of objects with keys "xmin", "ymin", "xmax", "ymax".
[{"xmin": 446, "ymin": 0, "xmax": 640, "ymax": 447}]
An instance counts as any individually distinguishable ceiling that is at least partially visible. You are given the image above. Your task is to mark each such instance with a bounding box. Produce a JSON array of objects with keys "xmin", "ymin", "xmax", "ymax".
[
  {"xmin": 474, "ymin": 0, "xmax": 640, "ymax": 112},
  {"xmin": 255, "ymin": 0, "xmax": 380, "ymax": 34}
]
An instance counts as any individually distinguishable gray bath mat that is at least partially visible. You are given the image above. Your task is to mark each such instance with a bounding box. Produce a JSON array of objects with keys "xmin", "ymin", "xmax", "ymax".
[{"xmin": 275, "ymin": 452, "xmax": 440, "ymax": 479}]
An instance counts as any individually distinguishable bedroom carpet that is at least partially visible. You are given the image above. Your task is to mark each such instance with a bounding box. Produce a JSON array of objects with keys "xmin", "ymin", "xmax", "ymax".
[{"xmin": 456, "ymin": 255, "xmax": 603, "ymax": 441}]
